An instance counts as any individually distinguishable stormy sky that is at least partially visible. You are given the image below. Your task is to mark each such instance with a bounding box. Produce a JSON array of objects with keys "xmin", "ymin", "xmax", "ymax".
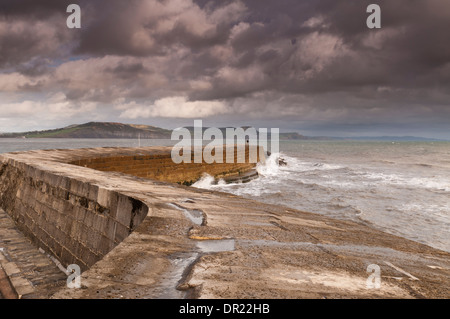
[{"xmin": 0, "ymin": 0, "xmax": 449, "ymax": 138}]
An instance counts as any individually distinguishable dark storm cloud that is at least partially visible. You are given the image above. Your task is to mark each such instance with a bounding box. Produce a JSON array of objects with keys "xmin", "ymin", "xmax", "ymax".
[
  {"xmin": 0, "ymin": 0, "xmax": 80, "ymax": 69},
  {"xmin": 226, "ymin": 0, "xmax": 450, "ymax": 94},
  {"xmin": 0, "ymin": 0, "xmax": 74, "ymax": 17},
  {"xmin": 0, "ymin": 0, "xmax": 449, "ymax": 137},
  {"xmin": 74, "ymin": 1, "xmax": 159, "ymax": 57}
]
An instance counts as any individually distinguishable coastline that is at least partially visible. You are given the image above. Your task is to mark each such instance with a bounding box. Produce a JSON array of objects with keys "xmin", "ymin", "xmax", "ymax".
[{"xmin": 0, "ymin": 147, "xmax": 449, "ymax": 299}]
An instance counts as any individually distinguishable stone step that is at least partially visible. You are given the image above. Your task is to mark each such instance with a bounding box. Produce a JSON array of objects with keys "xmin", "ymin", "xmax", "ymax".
[{"xmin": 0, "ymin": 208, "xmax": 67, "ymax": 299}]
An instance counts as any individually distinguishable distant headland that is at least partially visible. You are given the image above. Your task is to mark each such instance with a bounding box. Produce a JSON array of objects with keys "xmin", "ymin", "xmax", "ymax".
[
  {"xmin": 0, "ymin": 122, "xmax": 172, "ymax": 139},
  {"xmin": 0, "ymin": 122, "xmax": 445, "ymax": 141},
  {"xmin": 0, "ymin": 122, "xmax": 322, "ymax": 140}
]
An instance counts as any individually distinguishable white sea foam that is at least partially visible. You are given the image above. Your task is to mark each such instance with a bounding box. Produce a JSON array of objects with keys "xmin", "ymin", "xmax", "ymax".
[
  {"xmin": 192, "ymin": 173, "xmax": 215, "ymax": 189},
  {"xmin": 277, "ymin": 155, "xmax": 344, "ymax": 173},
  {"xmin": 401, "ymin": 203, "xmax": 450, "ymax": 220},
  {"xmin": 217, "ymin": 178, "xmax": 227, "ymax": 186},
  {"xmin": 192, "ymin": 173, "xmax": 228, "ymax": 189},
  {"xmin": 360, "ymin": 172, "xmax": 450, "ymax": 191},
  {"xmin": 257, "ymin": 153, "xmax": 281, "ymax": 176}
]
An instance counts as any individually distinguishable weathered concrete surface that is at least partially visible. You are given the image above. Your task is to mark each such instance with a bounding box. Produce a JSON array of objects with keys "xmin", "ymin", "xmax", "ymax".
[{"xmin": 0, "ymin": 147, "xmax": 449, "ymax": 299}]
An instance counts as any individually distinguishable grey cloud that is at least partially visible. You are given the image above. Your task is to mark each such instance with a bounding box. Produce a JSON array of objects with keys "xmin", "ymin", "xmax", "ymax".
[
  {"xmin": 0, "ymin": 1, "xmax": 79, "ymax": 70},
  {"xmin": 0, "ymin": 0, "xmax": 75, "ymax": 18},
  {"xmin": 15, "ymin": 58, "xmax": 53, "ymax": 77},
  {"xmin": 1, "ymin": 0, "xmax": 449, "ymax": 137},
  {"xmin": 106, "ymin": 62, "xmax": 147, "ymax": 80}
]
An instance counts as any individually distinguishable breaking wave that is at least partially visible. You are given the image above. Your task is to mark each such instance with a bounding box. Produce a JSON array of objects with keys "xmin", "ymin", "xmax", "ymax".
[{"xmin": 192, "ymin": 173, "xmax": 226, "ymax": 189}]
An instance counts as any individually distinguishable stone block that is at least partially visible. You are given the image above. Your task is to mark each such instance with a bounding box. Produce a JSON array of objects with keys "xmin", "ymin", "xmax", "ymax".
[
  {"xmin": 65, "ymin": 239, "xmax": 81, "ymax": 257},
  {"xmin": 53, "ymin": 227, "xmax": 68, "ymax": 246},
  {"xmin": 108, "ymin": 192, "xmax": 119, "ymax": 219},
  {"xmin": 59, "ymin": 176, "xmax": 71, "ymax": 191},
  {"xmin": 97, "ymin": 188, "xmax": 111, "ymax": 208},
  {"xmin": 3, "ymin": 262, "xmax": 21, "ymax": 276},
  {"xmin": 59, "ymin": 215, "xmax": 73, "ymax": 235},
  {"xmin": 114, "ymin": 222, "xmax": 130, "ymax": 244},
  {"xmin": 69, "ymin": 221, "xmax": 82, "ymax": 241},
  {"xmin": 79, "ymin": 247, "xmax": 98, "ymax": 267},
  {"xmin": 61, "ymin": 248, "xmax": 74, "ymax": 265},
  {"xmin": 103, "ymin": 218, "xmax": 117, "ymax": 241},
  {"xmin": 82, "ymin": 211, "xmax": 95, "ymax": 229},
  {"xmin": 87, "ymin": 184, "xmax": 99, "ymax": 202},
  {"xmin": 69, "ymin": 179, "xmax": 83, "ymax": 196},
  {"xmin": 92, "ymin": 214, "xmax": 107, "ymax": 232},
  {"xmin": 115, "ymin": 195, "xmax": 132, "ymax": 226},
  {"xmin": 73, "ymin": 206, "xmax": 87, "ymax": 223},
  {"xmin": 97, "ymin": 235, "xmax": 115, "ymax": 254},
  {"xmin": 10, "ymin": 277, "xmax": 35, "ymax": 297},
  {"xmin": 86, "ymin": 231, "xmax": 102, "ymax": 250}
]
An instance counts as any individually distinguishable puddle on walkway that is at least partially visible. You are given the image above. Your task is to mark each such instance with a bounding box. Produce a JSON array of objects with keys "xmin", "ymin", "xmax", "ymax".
[
  {"xmin": 154, "ymin": 239, "xmax": 236, "ymax": 298},
  {"xmin": 159, "ymin": 203, "xmax": 236, "ymax": 298},
  {"xmin": 196, "ymin": 239, "xmax": 236, "ymax": 253},
  {"xmin": 154, "ymin": 252, "xmax": 199, "ymax": 299},
  {"xmin": 168, "ymin": 203, "xmax": 204, "ymax": 225}
]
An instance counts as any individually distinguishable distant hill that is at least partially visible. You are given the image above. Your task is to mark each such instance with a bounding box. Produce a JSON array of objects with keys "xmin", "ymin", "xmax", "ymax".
[
  {"xmin": 2, "ymin": 123, "xmax": 323, "ymax": 140},
  {"xmin": 0, "ymin": 122, "xmax": 172, "ymax": 139},
  {"xmin": 278, "ymin": 132, "xmax": 331, "ymax": 140},
  {"xmin": 1, "ymin": 122, "xmax": 444, "ymax": 141},
  {"xmin": 182, "ymin": 127, "xmax": 330, "ymax": 140},
  {"xmin": 339, "ymin": 136, "xmax": 446, "ymax": 142}
]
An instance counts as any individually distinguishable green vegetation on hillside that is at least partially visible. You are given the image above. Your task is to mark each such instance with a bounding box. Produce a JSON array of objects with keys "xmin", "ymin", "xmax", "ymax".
[
  {"xmin": 0, "ymin": 122, "xmax": 172, "ymax": 139},
  {"xmin": 25, "ymin": 126, "xmax": 82, "ymax": 138}
]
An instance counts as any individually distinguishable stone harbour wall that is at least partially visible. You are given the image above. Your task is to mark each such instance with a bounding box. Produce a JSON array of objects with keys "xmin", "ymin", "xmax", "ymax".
[
  {"xmin": 69, "ymin": 145, "xmax": 264, "ymax": 185},
  {"xmin": 0, "ymin": 156, "xmax": 148, "ymax": 271},
  {"xmin": 0, "ymin": 146, "xmax": 262, "ymax": 271}
]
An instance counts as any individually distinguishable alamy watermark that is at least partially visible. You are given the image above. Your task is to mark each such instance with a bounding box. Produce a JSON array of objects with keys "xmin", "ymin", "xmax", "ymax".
[
  {"xmin": 66, "ymin": 264, "xmax": 81, "ymax": 289},
  {"xmin": 66, "ymin": 4, "xmax": 381, "ymax": 29},
  {"xmin": 366, "ymin": 264, "xmax": 381, "ymax": 289},
  {"xmin": 170, "ymin": 120, "xmax": 279, "ymax": 164},
  {"xmin": 66, "ymin": 4, "xmax": 81, "ymax": 29},
  {"xmin": 366, "ymin": 4, "xmax": 381, "ymax": 29}
]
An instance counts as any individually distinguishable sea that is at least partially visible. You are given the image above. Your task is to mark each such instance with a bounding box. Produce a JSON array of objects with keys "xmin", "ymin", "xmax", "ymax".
[{"xmin": 0, "ymin": 138, "xmax": 449, "ymax": 252}]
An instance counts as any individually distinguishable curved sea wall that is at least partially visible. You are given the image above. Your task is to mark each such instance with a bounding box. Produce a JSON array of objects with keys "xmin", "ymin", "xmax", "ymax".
[
  {"xmin": 0, "ymin": 146, "xmax": 262, "ymax": 271},
  {"xmin": 0, "ymin": 146, "xmax": 449, "ymax": 299},
  {"xmin": 0, "ymin": 155, "xmax": 148, "ymax": 271},
  {"xmin": 69, "ymin": 145, "xmax": 264, "ymax": 185}
]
